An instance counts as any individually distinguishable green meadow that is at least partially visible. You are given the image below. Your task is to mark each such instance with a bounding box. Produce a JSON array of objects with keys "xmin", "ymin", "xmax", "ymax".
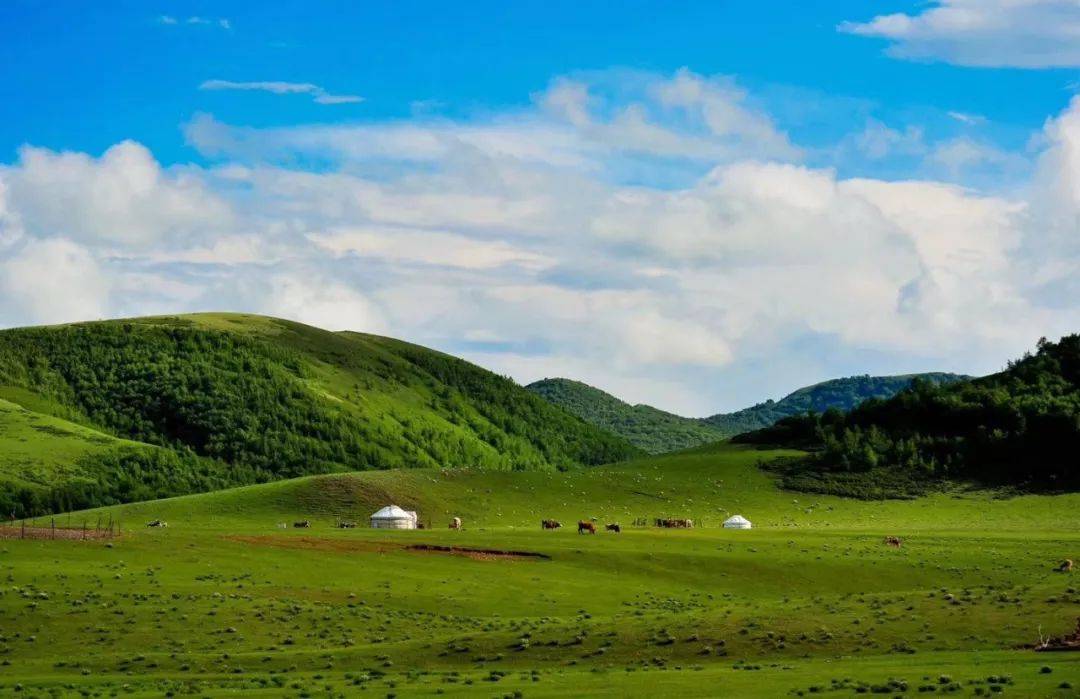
[{"xmin": 1, "ymin": 443, "xmax": 1077, "ymax": 697}]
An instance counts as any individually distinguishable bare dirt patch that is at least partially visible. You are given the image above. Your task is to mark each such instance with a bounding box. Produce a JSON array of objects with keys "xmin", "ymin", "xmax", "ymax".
[
  {"xmin": 225, "ymin": 535, "xmax": 549, "ymax": 561},
  {"xmin": 0, "ymin": 526, "xmax": 115, "ymax": 541},
  {"xmin": 407, "ymin": 544, "xmax": 550, "ymax": 561}
]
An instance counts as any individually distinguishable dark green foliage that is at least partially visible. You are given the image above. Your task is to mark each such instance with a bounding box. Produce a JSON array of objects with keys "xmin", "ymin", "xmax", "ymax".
[
  {"xmin": 702, "ymin": 373, "xmax": 970, "ymax": 435},
  {"xmin": 527, "ymin": 373, "xmax": 968, "ymax": 454},
  {"xmin": 0, "ymin": 315, "xmax": 640, "ymax": 514},
  {"xmin": 0, "ymin": 447, "xmax": 232, "ymax": 518},
  {"xmin": 389, "ymin": 344, "xmax": 637, "ymax": 469},
  {"xmin": 739, "ymin": 335, "xmax": 1080, "ymax": 494},
  {"xmin": 526, "ymin": 379, "xmax": 727, "ymax": 454}
]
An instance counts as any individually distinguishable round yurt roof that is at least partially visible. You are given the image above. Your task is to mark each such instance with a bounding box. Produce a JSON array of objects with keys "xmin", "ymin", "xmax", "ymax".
[
  {"xmin": 371, "ymin": 505, "xmax": 413, "ymax": 520},
  {"xmin": 724, "ymin": 514, "xmax": 751, "ymax": 525}
]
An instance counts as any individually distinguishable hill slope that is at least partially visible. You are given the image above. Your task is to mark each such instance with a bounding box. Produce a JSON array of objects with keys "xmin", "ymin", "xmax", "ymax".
[
  {"xmin": 738, "ymin": 334, "xmax": 1080, "ymax": 495},
  {"xmin": 90, "ymin": 440, "xmax": 1080, "ymax": 532},
  {"xmin": 0, "ymin": 313, "xmax": 640, "ymax": 516},
  {"xmin": 527, "ymin": 372, "xmax": 969, "ymax": 454},
  {"xmin": 526, "ymin": 378, "xmax": 728, "ymax": 454}
]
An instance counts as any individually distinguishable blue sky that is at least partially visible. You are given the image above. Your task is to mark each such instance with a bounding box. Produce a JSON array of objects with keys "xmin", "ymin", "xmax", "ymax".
[
  {"xmin": 1, "ymin": 1, "xmax": 1079, "ymax": 413},
  {"xmin": 2, "ymin": 1, "xmax": 1072, "ymax": 169}
]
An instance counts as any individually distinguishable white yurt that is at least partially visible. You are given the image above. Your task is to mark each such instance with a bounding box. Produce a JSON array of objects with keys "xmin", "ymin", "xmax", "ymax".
[
  {"xmin": 370, "ymin": 505, "xmax": 417, "ymax": 530},
  {"xmin": 723, "ymin": 514, "xmax": 752, "ymax": 530}
]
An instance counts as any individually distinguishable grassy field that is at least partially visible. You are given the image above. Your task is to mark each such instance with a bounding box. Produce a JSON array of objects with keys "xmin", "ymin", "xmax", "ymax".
[{"xmin": 1, "ymin": 442, "xmax": 1077, "ymax": 697}]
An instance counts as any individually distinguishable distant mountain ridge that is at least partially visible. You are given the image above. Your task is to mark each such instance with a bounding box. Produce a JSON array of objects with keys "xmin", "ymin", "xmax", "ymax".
[{"xmin": 526, "ymin": 372, "xmax": 970, "ymax": 454}]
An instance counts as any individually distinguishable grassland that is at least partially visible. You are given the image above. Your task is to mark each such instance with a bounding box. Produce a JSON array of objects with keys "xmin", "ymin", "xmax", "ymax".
[
  {"xmin": 1, "ymin": 442, "xmax": 1077, "ymax": 697},
  {"xmin": 0, "ymin": 395, "xmax": 152, "ymax": 490}
]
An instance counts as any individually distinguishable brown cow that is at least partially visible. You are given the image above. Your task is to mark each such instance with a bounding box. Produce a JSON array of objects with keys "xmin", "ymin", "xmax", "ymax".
[
  {"xmin": 541, "ymin": 519, "xmax": 562, "ymax": 530},
  {"xmin": 605, "ymin": 523, "xmax": 621, "ymax": 533},
  {"xmin": 578, "ymin": 520, "xmax": 596, "ymax": 534},
  {"xmin": 1059, "ymin": 559, "xmax": 1074, "ymax": 572},
  {"xmin": 884, "ymin": 536, "xmax": 903, "ymax": 548},
  {"xmin": 655, "ymin": 518, "xmax": 693, "ymax": 529},
  {"xmin": 449, "ymin": 517, "xmax": 462, "ymax": 530}
]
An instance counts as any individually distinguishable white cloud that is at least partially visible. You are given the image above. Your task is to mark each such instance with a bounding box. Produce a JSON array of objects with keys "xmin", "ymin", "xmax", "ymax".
[
  {"xmin": 927, "ymin": 137, "xmax": 1026, "ymax": 179},
  {"xmin": 848, "ymin": 119, "xmax": 925, "ymax": 160},
  {"xmin": 1, "ymin": 67, "xmax": 1078, "ymax": 413},
  {"xmin": 840, "ymin": 1, "xmax": 1080, "ymax": 68},
  {"xmin": 257, "ymin": 274, "xmax": 387, "ymax": 333},
  {"xmin": 189, "ymin": 69, "xmax": 795, "ymax": 168},
  {"xmin": 308, "ymin": 226, "xmax": 554, "ymax": 270},
  {"xmin": 947, "ymin": 111, "xmax": 986, "ymax": 125},
  {"xmin": 158, "ymin": 15, "xmax": 231, "ymax": 30},
  {"xmin": 0, "ymin": 239, "xmax": 109, "ymax": 326},
  {"xmin": 200, "ymin": 80, "xmax": 362, "ymax": 105},
  {"xmin": 1, "ymin": 141, "xmax": 232, "ymax": 246}
]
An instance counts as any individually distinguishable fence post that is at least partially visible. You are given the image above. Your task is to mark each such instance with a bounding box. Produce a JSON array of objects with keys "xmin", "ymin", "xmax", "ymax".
[
  {"xmin": 51, "ymin": 518, "xmax": 55, "ymax": 540},
  {"xmin": 20, "ymin": 519, "xmax": 25, "ymax": 539},
  {"xmin": 82, "ymin": 521, "xmax": 87, "ymax": 540}
]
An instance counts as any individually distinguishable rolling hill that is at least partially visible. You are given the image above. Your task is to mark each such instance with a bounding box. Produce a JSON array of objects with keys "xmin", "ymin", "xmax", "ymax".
[
  {"xmin": 0, "ymin": 313, "xmax": 640, "ymax": 516},
  {"xmin": 738, "ymin": 333, "xmax": 1080, "ymax": 495},
  {"xmin": 527, "ymin": 372, "xmax": 969, "ymax": 454}
]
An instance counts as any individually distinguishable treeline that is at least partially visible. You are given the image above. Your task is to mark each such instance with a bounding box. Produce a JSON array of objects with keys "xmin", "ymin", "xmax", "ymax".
[
  {"xmin": 737, "ymin": 335, "xmax": 1079, "ymax": 496},
  {"xmin": 526, "ymin": 378, "xmax": 727, "ymax": 454},
  {"xmin": 704, "ymin": 372, "xmax": 968, "ymax": 435},
  {"xmin": 0, "ymin": 447, "xmax": 239, "ymax": 519},
  {"xmin": 391, "ymin": 349, "xmax": 641, "ymax": 468}
]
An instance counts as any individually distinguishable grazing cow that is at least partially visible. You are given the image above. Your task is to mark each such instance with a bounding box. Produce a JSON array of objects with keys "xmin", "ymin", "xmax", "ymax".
[
  {"xmin": 449, "ymin": 517, "xmax": 462, "ymax": 530},
  {"xmin": 578, "ymin": 520, "xmax": 596, "ymax": 534},
  {"xmin": 337, "ymin": 521, "xmax": 357, "ymax": 529},
  {"xmin": 146, "ymin": 519, "xmax": 167, "ymax": 528},
  {"xmin": 655, "ymin": 518, "xmax": 693, "ymax": 529},
  {"xmin": 884, "ymin": 536, "xmax": 903, "ymax": 548},
  {"xmin": 1059, "ymin": 559, "xmax": 1074, "ymax": 572},
  {"xmin": 605, "ymin": 523, "xmax": 621, "ymax": 534},
  {"xmin": 541, "ymin": 519, "xmax": 562, "ymax": 530},
  {"xmin": 293, "ymin": 520, "xmax": 311, "ymax": 528}
]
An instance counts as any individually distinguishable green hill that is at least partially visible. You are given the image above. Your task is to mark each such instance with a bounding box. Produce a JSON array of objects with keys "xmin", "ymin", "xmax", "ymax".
[
  {"xmin": 527, "ymin": 372, "xmax": 969, "ymax": 454},
  {"xmin": 526, "ymin": 378, "xmax": 728, "ymax": 454},
  {"xmin": 0, "ymin": 313, "xmax": 640, "ymax": 516},
  {"xmin": 738, "ymin": 334, "xmax": 1080, "ymax": 495}
]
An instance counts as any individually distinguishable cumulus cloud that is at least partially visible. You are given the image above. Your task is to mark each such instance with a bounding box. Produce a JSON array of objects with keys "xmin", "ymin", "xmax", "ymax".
[
  {"xmin": 256, "ymin": 274, "xmax": 387, "ymax": 333},
  {"xmin": 840, "ymin": 0, "xmax": 1080, "ymax": 68},
  {"xmin": 1, "ymin": 141, "xmax": 232, "ymax": 245},
  {"xmin": 1, "ymin": 67, "xmax": 1078, "ymax": 413},
  {"xmin": 200, "ymin": 80, "xmax": 362, "ymax": 105},
  {"xmin": 0, "ymin": 239, "xmax": 109, "ymax": 326}
]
